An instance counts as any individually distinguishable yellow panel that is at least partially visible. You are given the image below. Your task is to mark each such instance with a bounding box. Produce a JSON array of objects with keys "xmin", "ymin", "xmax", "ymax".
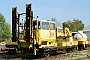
[
  {"xmin": 85, "ymin": 41, "xmax": 89, "ymax": 44},
  {"xmin": 88, "ymin": 41, "xmax": 90, "ymax": 44},
  {"xmin": 57, "ymin": 42, "xmax": 61, "ymax": 46},
  {"xmin": 57, "ymin": 42, "xmax": 66, "ymax": 46},
  {"xmin": 39, "ymin": 30, "xmax": 56, "ymax": 39},
  {"xmin": 66, "ymin": 42, "xmax": 70, "ymax": 46},
  {"xmin": 74, "ymin": 38, "xmax": 87, "ymax": 41},
  {"xmin": 72, "ymin": 41, "xmax": 75, "ymax": 45},
  {"xmin": 62, "ymin": 42, "xmax": 66, "ymax": 46},
  {"xmin": 78, "ymin": 41, "xmax": 86, "ymax": 44},
  {"xmin": 74, "ymin": 41, "xmax": 78, "ymax": 45},
  {"xmin": 39, "ymin": 39, "xmax": 56, "ymax": 44},
  {"xmin": 38, "ymin": 30, "xmax": 56, "ymax": 45},
  {"xmin": 82, "ymin": 41, "xmax": 85, "ymax": 44}
]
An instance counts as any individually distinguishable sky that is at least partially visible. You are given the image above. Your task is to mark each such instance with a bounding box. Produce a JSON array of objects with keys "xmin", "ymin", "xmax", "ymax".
[{"xmin": 0, "ymin": 0, "xmax": 90, "ymax": 28}]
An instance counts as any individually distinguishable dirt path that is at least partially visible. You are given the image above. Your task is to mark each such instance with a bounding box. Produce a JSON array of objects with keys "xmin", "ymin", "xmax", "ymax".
[
  {"xmin": 34, "ymin": 50, "xmax": 90, "ymax": 60},
  {"xmin": 0, "ymin": 49, "xmax": 90, "ymax": 60}
]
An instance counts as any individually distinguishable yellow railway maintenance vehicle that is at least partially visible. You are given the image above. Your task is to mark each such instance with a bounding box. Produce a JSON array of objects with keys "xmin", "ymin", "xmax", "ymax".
[{"xmin": 3, "ymin": 3, "xmax": 89, "ymax": 57}]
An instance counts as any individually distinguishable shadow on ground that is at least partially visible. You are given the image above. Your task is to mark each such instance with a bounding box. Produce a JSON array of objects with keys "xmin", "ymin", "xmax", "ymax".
[{"xmin": 0, "ymin": 52, "xmax": 38, "ymax": 60}]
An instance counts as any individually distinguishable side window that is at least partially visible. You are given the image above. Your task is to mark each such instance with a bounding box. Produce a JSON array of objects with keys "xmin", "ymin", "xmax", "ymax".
[
  {"xmin": 50, "ymin": 23, "xmax": 55, "ymax": 30},
  {"xmin": 58, "ymin": 29, "xmax": 63, "ymax": 32},
  {"xmin": 33, "ymin": 21, "xmax": 41, "ymax": 30}
]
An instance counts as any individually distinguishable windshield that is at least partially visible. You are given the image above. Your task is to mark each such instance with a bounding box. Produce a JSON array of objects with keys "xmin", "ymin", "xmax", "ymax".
[{"xmin": 42, "ymin": 22, "xmax": 49, "ymax": 30}]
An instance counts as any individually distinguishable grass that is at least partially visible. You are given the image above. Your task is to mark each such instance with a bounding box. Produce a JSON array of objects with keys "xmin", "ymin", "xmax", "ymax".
[
  {"xmin": 87, "ymin": 54, "xmax": 90, "ymax": 58},
  {"xmin": 72, "ymin": 49, "xmax": 78, "ymax": 53},
  {"xmin": 76, "ymin": 58, "xmax": 84, "ymax": 60}
]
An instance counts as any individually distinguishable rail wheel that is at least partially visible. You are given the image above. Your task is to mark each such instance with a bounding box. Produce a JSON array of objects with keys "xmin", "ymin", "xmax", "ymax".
[
  {"xmin": 62, "ymin": 49, "xmax": 67, "ymax": 54},
  {"xmin": 44, "ymin": 53, "xmax": 50, "ymax": 57}
]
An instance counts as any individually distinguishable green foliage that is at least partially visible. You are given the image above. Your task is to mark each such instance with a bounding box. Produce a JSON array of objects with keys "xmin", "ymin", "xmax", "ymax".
[
  {"xmin": 72, "ymin": 49, "xmax": 78, "ymax": 53},
  {"xmin": 62, "ymin": 18, "xmax": 84, "ymax": 32},
  {"xmin": 76, "ymin": 58, "xmax": 84, "ymax": 60},
  {"xmin": 0, "ymin": 13, "xmax": 11, "ymax": 41}
]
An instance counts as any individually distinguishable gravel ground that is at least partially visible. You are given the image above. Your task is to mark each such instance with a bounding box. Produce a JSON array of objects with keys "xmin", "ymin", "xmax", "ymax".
[
  {"xmin": 0, "ymin": 45, "xmax": 90, "ymax": 60},
  {"xmin": 0, "ymin": 45, "xmax": 6, "ymax": 51},
  {"xmin": 33, "ymin": 50, "xmax": 90, "ymax": 60}
]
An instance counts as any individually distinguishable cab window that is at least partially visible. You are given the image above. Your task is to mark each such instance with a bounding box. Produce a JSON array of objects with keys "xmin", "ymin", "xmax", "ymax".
[
  {"xmin": 50, "ymin": 23, "xmax": 55, "ymax": 30},
  {"xmin": 33, "ymin": 21, "xmax": 41, "ymax": 30},
  {"xmin": 42, "ymin": 22, "xmax": 49, "ymax": 30},
  {"xmin": 33, "ymin": 21, "xmax": 37, "ymax": 30},
  {"xmin": 58, "ymin": 29, "xmax": 63, "ymax": 32}
]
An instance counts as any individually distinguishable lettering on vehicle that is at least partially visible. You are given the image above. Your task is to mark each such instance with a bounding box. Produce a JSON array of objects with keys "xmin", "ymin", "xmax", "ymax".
[{"xmin": 50, "ymin": 32, "xmax": 54, "ymax": 37}]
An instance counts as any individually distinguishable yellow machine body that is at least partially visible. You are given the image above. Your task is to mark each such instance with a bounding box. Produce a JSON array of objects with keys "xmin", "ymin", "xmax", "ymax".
[
  {"xmin": 56, "ymin": 27, "xmax": 73, "ymax": 47},
  {"xmin": 5, "ymin": 19, "xmax": 88, "ymax": 50},
  {"xmin": 56, "ymin": 27, "xmax": 72, "ymax": 38},
  {"xmin": 33, "ymin": 20, "xmax": 56, "ymax": 48}
]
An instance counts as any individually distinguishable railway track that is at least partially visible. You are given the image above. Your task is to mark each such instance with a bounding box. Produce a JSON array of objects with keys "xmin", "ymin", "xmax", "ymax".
[
  {"xmin": 0, "ymin": 50, "xmax": 68, "ymax": 59},
  {"xmin": 0, "ymin": 47, "xmax": 90, "ymax": 60},
  {"xmin": 0, "ymin": 50, "xmax": 90, "ymax": 60}
]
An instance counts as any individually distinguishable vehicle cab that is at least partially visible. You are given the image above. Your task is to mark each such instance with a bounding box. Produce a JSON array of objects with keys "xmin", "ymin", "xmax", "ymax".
[{"xmin": 33, "ymin": 20, "xmax": 56, "ymax": 47}]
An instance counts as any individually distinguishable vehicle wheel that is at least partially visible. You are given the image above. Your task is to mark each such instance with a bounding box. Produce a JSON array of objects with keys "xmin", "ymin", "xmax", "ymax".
[{"xmin": 45, "ymin": 53, "xmax": 50, "ymax": 57}]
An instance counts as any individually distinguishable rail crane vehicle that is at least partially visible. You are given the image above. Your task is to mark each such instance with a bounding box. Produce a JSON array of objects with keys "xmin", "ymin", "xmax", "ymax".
[{"xmin": 4, "ymin": 3, "xmax": 90, "ymax": 57}]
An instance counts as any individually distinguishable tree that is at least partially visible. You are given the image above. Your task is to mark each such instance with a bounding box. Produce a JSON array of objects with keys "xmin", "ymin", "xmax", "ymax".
[
  {"xmin": 0, "ymin": 13, "xmax": 11, "ymax": 41},
  {"xmin": 62, "ymin": 18, "xmax": 84, "ymax": 32},
  {"xmin": 51, "ymin": 17, "xmax": 61, "ymax": 27}
]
